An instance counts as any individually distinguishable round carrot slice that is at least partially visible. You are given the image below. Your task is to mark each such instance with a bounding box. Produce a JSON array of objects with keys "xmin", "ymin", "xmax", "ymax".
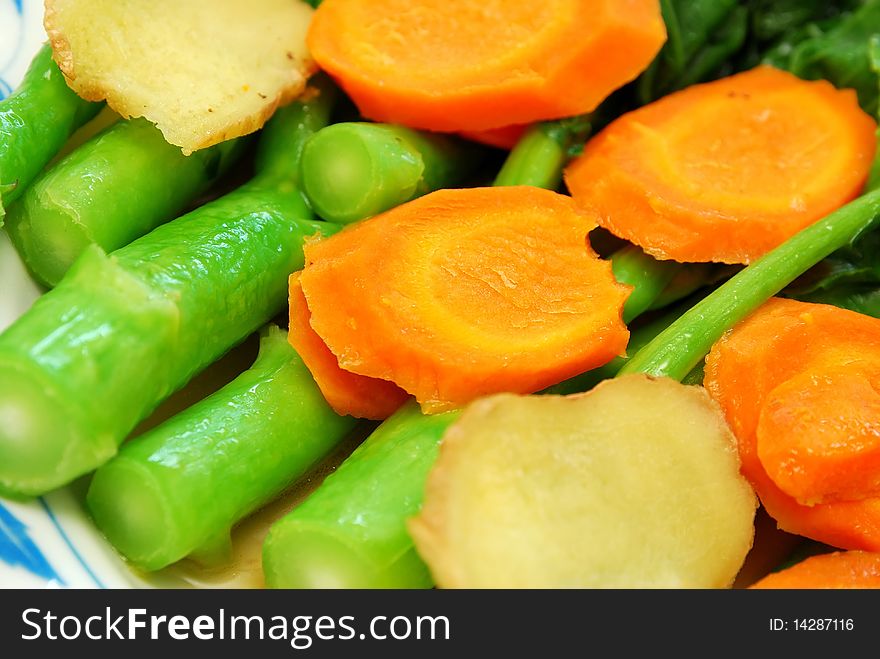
[
  {"xmin": 307, "ymin": 0, "xmax": 666, "ymax": 132},
  {"xmin": 705, "ymin": 298, "xmax": 880, "ymax": 550},
  {"xmin": 565, "ymin": 66, "xmax": 877, "ymax": 264},
  {"xmin": 757, "ymin": 366, "xmax": 880, "ymax": 505},
  {"xmin": 750, "ymin": 551, "xmax": 880, "ymax": 589},
  {"xmin": 300, "ymin": 186, "xmax": 631, "ymax": 413},
  {"xmin": 288, "ymin": 273, "xmax": 410, "ymax": 420}
]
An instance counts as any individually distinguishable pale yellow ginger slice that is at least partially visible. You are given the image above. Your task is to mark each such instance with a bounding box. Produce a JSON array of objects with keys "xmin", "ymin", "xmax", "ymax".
[
  {"xmin": 45, "ymin": 0, "xmax": 315, "ymax": 154},
  {"xmin": 409, "ymin": 375, "xmax": 758, "ymax": 588}
]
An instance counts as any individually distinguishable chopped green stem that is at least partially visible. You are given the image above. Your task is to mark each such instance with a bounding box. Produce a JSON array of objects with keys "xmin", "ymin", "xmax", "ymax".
[
  {"xmin": 254, "ymin": 76, "xmax": 337, "ymax": 187},
  {"xmin": 263, "ymin": 402, "xmax": 455, "ymax": 588},
  {"xmin": 620, "ymin": 189, "xmax": 880, "ymax": 380},
  {"xmin": 610, "ymin": 245, "xmax": 683, "ymax": 322},
  {"xmin": 0, "ymin": 90, "xmax": 338, "ymax": 497},
  {"xmin": 492, "ymin": 116, "xmax": 591, "ymax": 189},
  {"xmin": 300, "ymin": 121, "xmax": 478, "ymax": 223},
  {"xmin": 0, "ymin": 45, "xmax": 102, "ymax": 217},
  {"xmin": 6, "ymin": 119, "xmax": 246, "ymax": 287},
  {"xmin": 87, "ymin": 326, "xmax": 358, "ymax": 571}
]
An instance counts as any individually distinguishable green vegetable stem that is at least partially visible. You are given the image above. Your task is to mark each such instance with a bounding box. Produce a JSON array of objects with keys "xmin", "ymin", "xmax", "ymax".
[
  {"xmin": 262, "ymin": 402, "xmax": 453, "ymax": 589},
  {"xmin": 300, "ymin": 122, "xmax": 479, "ymax": 224},
  {"xmin": 0, "ymin": 80, "xmax": 339, "ymax": 497},
  {"xmin": 5, "ymin": 119, "xmax": 246, "ymax": 287},
  {"xmin": 492, "ymin": 115, "xmax": 591, "ymax": 189},
  {"xmin": 610, "ymin": 244, "xmax": 682, "ymax": 323},
  {"xmin": 0, "ymin": 45, "xmax": 101, "ymax": 220},
  {"xmin": 87, "ymin": 325, "xmax": 357, "ymax": 571}
]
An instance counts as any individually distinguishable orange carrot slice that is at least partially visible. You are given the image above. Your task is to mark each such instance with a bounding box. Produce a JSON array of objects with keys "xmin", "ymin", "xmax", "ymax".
[
  {"xmin": 300, "ymin": 186, "xmax": 631, "ymax": 413},
  {"xmin": 757, "ymin": 366, "xmax": 880, "ymax": 505},
  {"xmin": 457, "ymin": 125, "xmax": 528, "ymax": 150},
  {"xmin": 565, "ymin": 66, "xmax": 877, "ymax": 264},
  {"xmin": 705, "ymin": 298, "xmax": 880, "ymax": 550},
  {"xmin": 288, "ymin": 273, "xmax": 409, "ymax": 420},
  {"xmin": 750, "ymin": 551, "xmax": 880, "ymax": 589},
  {"xmin": 307, "ymin": 0, "xmax": 666, "ymax": 132}
]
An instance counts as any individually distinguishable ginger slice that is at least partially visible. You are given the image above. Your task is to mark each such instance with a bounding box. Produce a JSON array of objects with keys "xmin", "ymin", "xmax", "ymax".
[
  {"xmin": 45, "ymin": 0, "xmax": 315, "ymax": 154},
  {"xmin": 409, "ymin": 375, "xmax": 757, "ymax": 588}
]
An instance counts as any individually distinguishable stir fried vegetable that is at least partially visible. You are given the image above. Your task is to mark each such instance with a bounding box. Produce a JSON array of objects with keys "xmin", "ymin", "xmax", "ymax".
[
  {"xmin": 6, "ymin": 120, "xmax": 245, "ymax": 286},
  {"xmin": 4, "ymin": 0, "xmax": 880, "ymax": 592},
  {"xmin": 87, "ymin": 325, "xmax": 357, "ymax": 571},
  {"xmin": 0, "ymin": 86, "xmax": 337, "ymax": 497},
  {"xmin": 300, "ymin": 122, "xmax": 479, "ymax": 223}
]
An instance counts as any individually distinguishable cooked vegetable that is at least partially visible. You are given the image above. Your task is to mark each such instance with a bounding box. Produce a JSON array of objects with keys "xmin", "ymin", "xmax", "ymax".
[
  {"xmin": 5, "ymin": 119, "xmax": 245, "ymax": 287},
  {"xmin": 620, "ymin": 188, "xmax": 880, "ymax": 381},
  {"xmin": 0, "ymin": 87, "xmax": 338, "ymax": 497},
  {"xmin": 0, "ymin": 45, "xmax": 100, "ymax": 219},
  {"xmin": 759, "ymin": 366, "xmax": 880, "ymax": 505},
  {"xmin": 44, "ymin": 0, "xmax": 315, "ymax": 153},
  {"xmin": 704, "ymin": 298, "xmax": 880, "ymax": 549},
  {"xmin": 86, "ymin": 325, "xmax": 357, "ymax": 571},
  {"xmin": 490, "ymin": 111, "xmax": 684, "ymax": 320},
  {"xmin": 749, "ymin": 550, "xmax": 880, "ymax": 589},
  {"xmin": 263, "ymin": 6, "xmax": 880, "ymax": 589},
  {"xmin": 262, "ymin": 108, "xmax": 704, "ymax": 589},
  {"xmin": 288, "ymin": 273, "xmax": 409, "ymax": 420},
  {"xmin": 306, "ymin": 0, "xmax": 666, "ymax": 131},
  {"xmin": 300, "ymin": 122, "xmax": 477, "ymax": 224},
  {"xmin": 408, "ymin": 375, "xmax": 756, "ymax": 588},
  {"xmin": 298, "ymin": 186, "xmax": 630, "ymax": 412},
  {"xmin": 265, "ymin": 273, "xmax": 695, "ymax": 588},
  {"xmin": 262, "ymin": 402, "xmax": 454, "ymax": 588},
  {"xmin": 566, "ymin": 66, "xmax": 877, "ymax": 264}
]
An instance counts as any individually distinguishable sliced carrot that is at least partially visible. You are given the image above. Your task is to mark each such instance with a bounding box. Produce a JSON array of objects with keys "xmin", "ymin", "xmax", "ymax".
[
  {"xmin": 307, "ymin": 0, "xmax": 666, "ymax": 132},
  {"xmin": 757, "ymin": 366, "xmax": 880, "ymax": 505},
  {"xmin": 288, "ymin": 273, "xmax": 409, "ymax": 420},
  {"xmin": 565, "ymin": 66, "xmax": 877, "ymax": 264},
  {"xmin": 749, "ymin": 551, "xmax": 880, "ymax": 589},
  {"xmin": 705, "ymin": 298, "xmax": 880, "ymax": 550},
  {"xmin": 457, "ymin": 125, "xmax": 528, "ymax": 150},
  {"xmin": 300, "ymin": 186, "xmax": 631, "ymax": 413}
]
